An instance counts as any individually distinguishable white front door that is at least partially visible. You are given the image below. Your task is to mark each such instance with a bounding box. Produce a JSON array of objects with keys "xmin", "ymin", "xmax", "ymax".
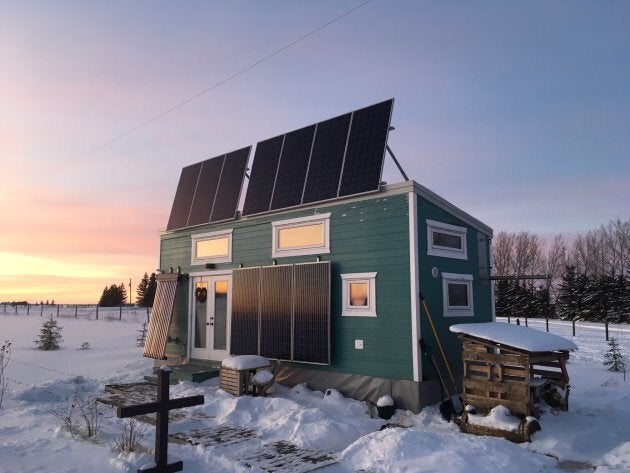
[{"xmin": 191, "ymin": 275, "xmax": 231, "ymax": 361}]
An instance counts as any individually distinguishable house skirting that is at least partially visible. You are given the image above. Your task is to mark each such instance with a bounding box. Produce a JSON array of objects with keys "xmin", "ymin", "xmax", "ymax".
[{"xmin": 274, "ymin": 363, "xmax": 442, "ymax": 413}]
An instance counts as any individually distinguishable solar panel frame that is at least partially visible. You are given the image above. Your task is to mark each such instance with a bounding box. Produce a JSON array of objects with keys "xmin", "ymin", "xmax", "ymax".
[
  {"xmin": 166, "ymin": 162, "xmax": 203, "ymax": 231},
  {"xmin": 242, "ymin": 135, "xmax": 285, "ymax": 216},
  {"xmin": 186, "ymin": 155, "xmax": 224, "ymax": 228},
  {"xmin": 210, "ymin": 146, "xmax": 251, "ymax": 223},
  {"xmin": 270, "ymin": 124, "xmax": 316, "ymax": 211},
  {"xmin": 301, "ymin": 113, "xmax": 352, "ymax": 205},
  {"xmin": 338, "ymin": 99, "xmax": 394, "ymax": 198}
]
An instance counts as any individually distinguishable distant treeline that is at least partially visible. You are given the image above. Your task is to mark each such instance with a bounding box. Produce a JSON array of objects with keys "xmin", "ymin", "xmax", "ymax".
[{"xmin": 493, "ymin": 217, "xmax": 630, "ymax": 323}]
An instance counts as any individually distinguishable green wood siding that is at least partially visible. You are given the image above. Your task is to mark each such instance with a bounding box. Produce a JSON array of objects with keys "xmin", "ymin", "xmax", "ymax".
[
  {"xmin": 416, "ymin": 195, "xmax": 493, "ymax": 379},
  {"xmin": 160, "ymin": 193, "xmax": 414, "ymax": 380}
]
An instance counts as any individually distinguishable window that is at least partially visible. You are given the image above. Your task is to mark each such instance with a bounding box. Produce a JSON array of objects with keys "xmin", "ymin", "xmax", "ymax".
[
  {"xmin": 341, "ymin": 272, "xmax": 377, "ymax": 317},
  {"xmin": 426, "ymin": 219, "xmax": 468, "ymax": 260},
  {"xmin": 442, "ymin": 273, "xmax": 474, "ymax": 317},
  {"xmin": 272, "ymin": 213, "xmax": 331, "ymax": 258},
  {"xmin": 191, "ymin": 229, "xmax": 232, "ymax": 264}
]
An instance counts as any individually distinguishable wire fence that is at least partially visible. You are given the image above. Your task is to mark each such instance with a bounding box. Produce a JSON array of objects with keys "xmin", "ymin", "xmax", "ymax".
[
  {"xmin": 1, "ymin": 303, "xmax": 151, "ymax": 323},
  {"xmin": 498, "ymin": 316, "xmax": 630, "ymax": 346}
]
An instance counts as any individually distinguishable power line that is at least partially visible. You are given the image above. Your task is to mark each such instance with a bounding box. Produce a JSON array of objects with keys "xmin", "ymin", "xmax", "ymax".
[{"xmin": 2, "ymin": 0, "xmax": 372, "ymax": 198}]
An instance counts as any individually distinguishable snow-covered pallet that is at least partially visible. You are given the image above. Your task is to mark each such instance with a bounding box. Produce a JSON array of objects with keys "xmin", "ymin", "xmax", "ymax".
[
  {"xmin": 238, "ymin": 440, "xmax": 337, "ymax": 473},
  {"xmin": 97, "ymin": 382, "xmax": 157, "ymax": 407},
  {"xmin": 169, "ymin": 424, "xmax": 260, "ymax": 447}
]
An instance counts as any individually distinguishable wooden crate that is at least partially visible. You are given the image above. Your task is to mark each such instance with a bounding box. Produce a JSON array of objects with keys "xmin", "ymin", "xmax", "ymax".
[{"xmin": 219, "ymin": 367, "xmax": 250, "ymax": 397}]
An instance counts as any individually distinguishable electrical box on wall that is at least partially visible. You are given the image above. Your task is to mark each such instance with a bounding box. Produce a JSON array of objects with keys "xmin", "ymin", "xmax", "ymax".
[{"xmin": 355, "ymin": 339, "xmax": 364, "ymax": 350}]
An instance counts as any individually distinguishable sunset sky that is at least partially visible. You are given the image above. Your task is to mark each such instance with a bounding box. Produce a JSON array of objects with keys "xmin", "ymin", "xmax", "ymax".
[{"xmin": 1, "ymin": 1, "xmax": 629, "ymax": 304}]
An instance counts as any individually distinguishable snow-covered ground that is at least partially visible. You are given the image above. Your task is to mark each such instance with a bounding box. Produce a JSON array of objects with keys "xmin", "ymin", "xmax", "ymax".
[{"xmin": 0, "ymin": 310, "xmax": 628, "ymax": 473}]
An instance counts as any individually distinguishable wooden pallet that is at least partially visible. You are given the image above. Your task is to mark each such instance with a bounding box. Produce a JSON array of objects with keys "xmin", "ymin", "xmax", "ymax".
[
  {"xmin": 169, "ymin": 424, "xmax": 260, "ymax": 447},
  {"xmin": 238, "ymin": 440, "xmax": 337, "ymax": 473},
  {"xmin": 219, "ymin": 367, "xmax": 250, "ymax": 396}
]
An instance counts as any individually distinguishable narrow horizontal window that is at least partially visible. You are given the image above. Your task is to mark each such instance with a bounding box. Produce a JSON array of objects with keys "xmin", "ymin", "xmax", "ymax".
[
  {"xmin": 191, "ymin": 229, "xmax": 233, "ymax": 265},
  {"xmin": 272, "ymin": 213, "xmax": 331, "ymax": 258},
  {"xmin": 427, "ymin": 219, "xmax": 468, "ymax": 260}
]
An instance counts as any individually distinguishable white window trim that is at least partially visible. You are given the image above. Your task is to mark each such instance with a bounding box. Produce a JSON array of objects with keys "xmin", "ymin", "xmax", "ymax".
[
  {"xmin": 191, "ymin": 229, "xmax": 233, "ymax": 265},
  {"xmin": 426, "ymin": 219, "xmax": 468, "ymax": 260},
  {"xmin": 442, "ymin": 272, "xmax": 474, "ymax": 317},
  {"xmin": 341, "ymin": 272, "xmax": 377, "ymax": 317},
  {"xmin": 272, "ymin": 213, "xmax": 331, "ymax": 258}
]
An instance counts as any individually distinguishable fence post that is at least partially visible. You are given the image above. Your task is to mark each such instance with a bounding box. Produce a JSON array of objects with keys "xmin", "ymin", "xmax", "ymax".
[
  {"xmin": 57, "ymin": 305, "xmax": 60, "ymax": 318},
  {"xmin": 119, "ymin": 306, "xmax": 122, "ymax": 321},
  {"xmin": 74, "ymin": 305, "xmax": 77, "ymax": 318},
  {"xmin": 147, "ymin": 306, "xmax": 150, "ymax": 323},
  {"xmin": 525, "ymin": 316, "xmax": 528, "ymax": 327},
  {"xmin": 546, "ymin": 317, "xmax": 549, "ymax": 332},
  {"xmin": 27, "ymin": 304, "xmax": 30, "ymax": 315},
  {"xmin": 96, "ymin": 305, "xmax": 99, "ymax": 320},
  {"xmin": 605, "ymin": 322, "xmax": 609, "ymax": 341},
  {"xmin": 572, "ymin": 319, "xmax": 576, "ymax": 336},
  {"xmin": 40, "ymin": 304, "xmax": 44, "ymax": 316},
  {"xmin": 15, "ymin": 305, "xmax": 18, "ymax": 315}
]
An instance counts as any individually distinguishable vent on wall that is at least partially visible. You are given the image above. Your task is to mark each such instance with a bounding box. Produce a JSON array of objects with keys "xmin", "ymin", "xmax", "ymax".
[{"xmin": 230, "ymin": 261, "xmax": 331, "ymax": 364}]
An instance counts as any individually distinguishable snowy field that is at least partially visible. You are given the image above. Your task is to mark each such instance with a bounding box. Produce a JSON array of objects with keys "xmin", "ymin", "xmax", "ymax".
[{"xmin": 0, "ymin": 310, "xmax": 628, "ymax": 473}]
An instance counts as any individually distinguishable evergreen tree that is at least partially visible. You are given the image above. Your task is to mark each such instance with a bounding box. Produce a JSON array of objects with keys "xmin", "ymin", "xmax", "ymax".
[
  {"xmin": 136, "ymin": 273, "xmax": 157, "ymax": 307},
  {"xmin": 603, "ymin": 338, "xmax": 626, "ymax": 373},
  {"xmin": 556, "ymin": 266, "xmax": 578, "ymax": 320},
  {"xmin": 34, "ymin": 315, "xmax": 63, "ymax": 350},
  {"xmin": 98, "ymin": 284, "xmax": 127, "ymax": 307}
]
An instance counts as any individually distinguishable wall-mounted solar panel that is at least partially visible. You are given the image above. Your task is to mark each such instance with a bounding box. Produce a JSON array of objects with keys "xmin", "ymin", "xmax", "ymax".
[
  {"xmin": 210, "ymin": 146, "xmax": 251, "ymax": 222},
  {"xmin": 259, "ymin": 266, "xmax": 293, "ymax": 360},
  {"xmin": 187, "ymin": 155, "xmax": 224, "ymax": 227},
  {"xmin": 338, "ymin": 99, "xmax": 393, "ymax": 197},
  {"xmin": 230, "ymin": 267, "xmax": 261, "ymax": 356},
  {"xmin": 293, "ymin": 262, "xmax": 330, "ymax": 364},
  {"xmin": 242, "ymin": 135, "xmax": 284, "ymax": 216},
  {"xmin": 270, "ymin": 124, "xmax": 316, "ymax": 211},
  {"xmin": 302, "ymin": 113, "xmax": 351, "ymax": 204},
  {"xmin": 166, "ymin": 162, "xmax": 203, "ymax": 231}
]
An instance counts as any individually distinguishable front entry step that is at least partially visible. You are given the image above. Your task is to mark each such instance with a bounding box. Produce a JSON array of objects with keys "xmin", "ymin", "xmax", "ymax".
[{"xmin": 144, "ymin": 362, "xmax": 221, "ymax": 384}]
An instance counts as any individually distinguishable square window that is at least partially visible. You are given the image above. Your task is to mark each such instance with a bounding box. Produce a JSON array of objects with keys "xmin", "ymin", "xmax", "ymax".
[
  {"xmin": 442, "ymin": 273, "xmax": 474, "ymax": 317},
  {"xmin": 341, "ymin": 272, "xmax": 377, "ymax": 317},
  {"xmin": 272, "ymin": 213, "xmax": 331, "ymax": 258},
  {"xmin": 191, "ymin": 230, "xmax": 233, "ymax": 265},
  {"xmin": 427, "ymin": 219, "xmax": 467, "ymax": 260}
]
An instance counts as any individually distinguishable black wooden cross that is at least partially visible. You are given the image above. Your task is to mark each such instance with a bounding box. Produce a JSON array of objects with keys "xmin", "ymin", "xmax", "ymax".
[{"xmin": 117, "ymin": 366, "xmax": 205, "ymax": 473}]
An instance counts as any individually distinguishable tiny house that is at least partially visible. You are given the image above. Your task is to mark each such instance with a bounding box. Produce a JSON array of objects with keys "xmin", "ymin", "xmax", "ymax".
[{"xmin": 144, "ymin": 99, "xmax": 494, "ymax": 412}]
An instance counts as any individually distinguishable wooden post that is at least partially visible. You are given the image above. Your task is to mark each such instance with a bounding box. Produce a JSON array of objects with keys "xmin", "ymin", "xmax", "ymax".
[
  {"xmin": 605, "ymin": 322, "xmax": 609, "ymax": 341},
  {"xmin": 146, "ymin": 307, "xmax": 150, "ymax": 323},
  {"xmin": 57, "ymin": 305, "xmax": 60, "ymax": 318},
  {"xmin": 119, "ymin": 306, "xmax": 122, "ymax": 321},
  {"xmin": 96, "ymin": 305, "xmax": 99, "ymax": 320},
  {"xmin": 117, "ymin": 367, "xmax": 204, "ymax": 473},
  {"xmin": 40, "ymin": 304, "xmax": 44, "ymax": 316},
  {"xmin": 15, "ymin": 305, "xmax": 18, "ymax": 315},
  {"xmin": 525, "ymin": 316, "xmax": 528, "ymax": 327},
  {"xmin": 546, "ymin": 317, "xmax": 549, "ymax": 332},
  {"xmin": 27, "ymin": 304, "xmax": 30, "ymax": 315},
  {"xmin": 572, "ymin": 319, "xmax": 576, "ymax": 337},
  {"xmin": 75, "ymin": 305, "xmax": 78, "ymax": 318}
]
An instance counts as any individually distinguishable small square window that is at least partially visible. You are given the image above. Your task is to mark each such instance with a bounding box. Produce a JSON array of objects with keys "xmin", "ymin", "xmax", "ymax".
[
  {"xmin": 442, "ymin": 273, "xmax": 474, "ymax": 317},
  {"xmin": 272, "ymin": 213, "xmax": 331, "ymax": 258},
  {"xmin": 427, "ymin": 219, "xmax": 467, "ymax": 260},
  {"xmin": 341, "ymin": 272, "xmax": 377, "ymax": 317},
  {"xmin": 191, "ymin": 230, "xmax": 233, "ymax": 265}
]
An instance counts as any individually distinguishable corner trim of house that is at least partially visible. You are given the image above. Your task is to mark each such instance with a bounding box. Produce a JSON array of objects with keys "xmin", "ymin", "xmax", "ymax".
[{"xmin": 408, "ymin": 191, "xmax": 421, "ymax": 382}]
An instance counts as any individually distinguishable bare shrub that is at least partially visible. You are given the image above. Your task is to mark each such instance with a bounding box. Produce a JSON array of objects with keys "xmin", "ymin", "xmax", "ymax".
[
  {"xmin": 0, "ymin": 340, "xmax": 11, "ymax": 409},
  {"xmin": 114, "ymin": 418, "xmax": 142, "ymax": 453}
]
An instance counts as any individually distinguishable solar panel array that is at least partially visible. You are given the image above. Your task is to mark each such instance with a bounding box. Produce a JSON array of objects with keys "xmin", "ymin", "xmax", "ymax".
[
  {"xmin": 242, "ymin": 99, "xmax": 393, "ymax": 216},
  {"xmin": 166, "ymin": 147, "xmax": 250, "ymax": 231},
  {"xmin": 166, "ymin": 99, "xmax": 393, "ymax": 230},
  {"xmin": 230, "ymin": 262, "xmax": 330, "ymax": 364}
]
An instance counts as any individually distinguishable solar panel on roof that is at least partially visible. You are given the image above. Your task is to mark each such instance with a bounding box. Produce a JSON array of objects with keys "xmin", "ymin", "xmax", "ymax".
[
  {"xmin": 242, "ymin": 135, "xmax": 284, "ymax": 216},
  {"xmin": 210, "ymin": 146, "xmax": 251, "ymax": 222},
  {"xmin": 187, "ymin": 155, "xmax": 224, "ymax": 227},
  {"xmin": 270, "ymin": 125, "xmax": 316, "ymax": 211},
  {"xmin": 166, "ymin": 162, "xmax": 202, "ymax": 231},
  {"xmin": 301, "ymin": 113, "xmax": 351, "ymax": 204},
  {"xmin": 338, "ymin": 99, "xmax": 393, "ymax": 197}
]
